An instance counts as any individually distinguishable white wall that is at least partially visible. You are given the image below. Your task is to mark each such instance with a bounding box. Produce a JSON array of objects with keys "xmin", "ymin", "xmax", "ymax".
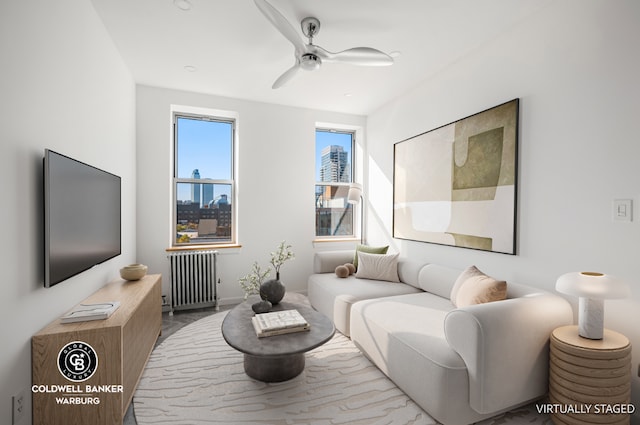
[
  {"xmin": 136, "ymin": 85, "xmax": 365, "ymax": 305},
  {"xmin": 366, "ymin": 0, "xmax": 640, "ymax": 420},
  {"xmin": 2, "ymin": 0, "xmax": 636, "ymax": 423},
  {"xmin": 0, "ymin": 0, "xmax": 136, "ymax": 423}
]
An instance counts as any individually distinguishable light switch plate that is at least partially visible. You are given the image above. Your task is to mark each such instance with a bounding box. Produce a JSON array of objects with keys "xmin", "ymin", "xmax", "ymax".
[{"xmin": 613, "ymin": 199, "xmax": 633, "ymax": 222}]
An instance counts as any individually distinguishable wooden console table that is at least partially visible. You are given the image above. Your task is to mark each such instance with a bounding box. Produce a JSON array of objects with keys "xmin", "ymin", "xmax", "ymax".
[
  {"xmin": 32, "ymin": 274, "xmax": 162, "ymax": 425},
  {"xmin": 549, "ymin": 325, "xmax": 631, "ymax": 425}
]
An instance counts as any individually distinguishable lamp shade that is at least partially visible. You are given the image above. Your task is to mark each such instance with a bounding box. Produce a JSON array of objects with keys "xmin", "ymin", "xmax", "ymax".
[
  {"xmin": 556, "ymin": 272, "xmax": 630, "ymax": 299},
  {"xmin": 347, "ymin": 183, "xmax": 362, "ymax": 204}
]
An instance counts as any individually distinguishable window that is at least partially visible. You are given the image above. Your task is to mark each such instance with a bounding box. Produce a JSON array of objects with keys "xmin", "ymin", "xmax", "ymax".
[
  {"xmin": 173, "ymin": 113, "xmax": 235, "ymax": 246},
  {"xmin": 315, "ymin": 129, "xmax": 355, "ymax": 238}
]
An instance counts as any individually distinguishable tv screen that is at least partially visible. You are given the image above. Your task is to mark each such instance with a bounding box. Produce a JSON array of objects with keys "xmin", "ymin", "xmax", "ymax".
[{"xmin": 44, "ymin": 149, "xmax": 121, "ymax": 287}]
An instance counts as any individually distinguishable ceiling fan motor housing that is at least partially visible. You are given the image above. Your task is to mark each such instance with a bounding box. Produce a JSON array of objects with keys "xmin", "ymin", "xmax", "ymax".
[{"xmin": 300, "ymin": 53, "xmax": 321, "ymax": 71}]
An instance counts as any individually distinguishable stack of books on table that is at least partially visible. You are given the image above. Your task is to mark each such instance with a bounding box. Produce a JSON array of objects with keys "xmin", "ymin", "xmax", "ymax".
[
  {"xmin": 252, "ymin": 309, "xmax": 310, "ymax": 338},
  {"xmin": 60, "ymin": 301, "xmax": 121, "ymax": 323}
]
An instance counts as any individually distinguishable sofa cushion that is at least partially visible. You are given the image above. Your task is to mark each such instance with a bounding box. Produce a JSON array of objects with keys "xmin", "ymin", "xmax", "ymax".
[
  {"xmin": 417, "ymin": 264, "xmax": 462, "ymax": 298},
  {"xmin": 353, "ymin": 244, "xmax": 388, "ymax": 269},
  {"xmin": 355, "ymin": 252, "xmax": 400, "ymax": 282},
  {"xmin": 313, "ymin": 251, "xmax": 355, "ymax": 274},
  {"xmin": 450, "ymin": 265, "xmax": 507, "ymax": 307},
  {"xmin": 396, "ymin": 259, "xmax": 425, "ymax": 288},
  {"xmin": 307, "ymin": 272, "xmax": 421, "ymax": 336},
  {"xmin": 350, "ymin": 293, "xmax": 492, "ymax": 425},
  {"xmin": 351, "ymin": 293, "xmax": 460, "ymax": 365}
]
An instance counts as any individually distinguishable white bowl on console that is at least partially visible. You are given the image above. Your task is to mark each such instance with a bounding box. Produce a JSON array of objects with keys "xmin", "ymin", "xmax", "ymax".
[{"xmin": 120, "ymin": 264, "xmax": 148, "ymax": 281}]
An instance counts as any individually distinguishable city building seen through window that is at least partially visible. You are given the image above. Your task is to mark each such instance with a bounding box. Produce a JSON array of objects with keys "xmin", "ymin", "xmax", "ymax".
[
  {"xmin": 315, "ymin": 129, "xmax": 355, "ymax": 237},
  {"xmin": 173, "ymin": 114, "xmax": 235, "ymax": 246}
]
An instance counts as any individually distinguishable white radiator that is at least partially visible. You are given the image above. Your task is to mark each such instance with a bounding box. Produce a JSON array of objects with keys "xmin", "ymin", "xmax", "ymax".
[{"xmin": 168, "ymin": 250, "xmax": 218, "ymax": 313}]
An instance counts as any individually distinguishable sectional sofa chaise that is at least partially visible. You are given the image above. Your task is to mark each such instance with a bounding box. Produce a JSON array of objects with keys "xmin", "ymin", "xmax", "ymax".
[{"xmin": 307, "ymin": 249, "xmax": 573, "ymax": 425}]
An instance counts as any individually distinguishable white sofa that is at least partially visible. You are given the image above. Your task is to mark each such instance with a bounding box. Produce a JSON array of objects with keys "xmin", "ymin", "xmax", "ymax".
[{"xmin": 307, "ymin": 250, "xmax": 573, "ymax": 425}]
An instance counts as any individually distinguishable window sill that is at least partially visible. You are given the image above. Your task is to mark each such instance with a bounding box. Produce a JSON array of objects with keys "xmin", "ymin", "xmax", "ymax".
[
  {"xmin": 166, "ymin": 244, "xmax": 242, "ymax": 252},
  {"xmin": 313, "ymin": 238, "xmax": 359, "ymax": 243}
]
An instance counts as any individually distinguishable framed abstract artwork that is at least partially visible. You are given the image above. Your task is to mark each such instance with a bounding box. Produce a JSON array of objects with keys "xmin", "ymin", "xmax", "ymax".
[{"xmin": 393, "ymin": 99, "xmax": 519, "ymax": 254}]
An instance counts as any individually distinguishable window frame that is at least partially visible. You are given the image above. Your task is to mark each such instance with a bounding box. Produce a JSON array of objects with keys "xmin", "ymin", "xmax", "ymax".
[
  {"xmin": 171, "ymin": 111, "xmax": 237, "ymax": 248},
  {"xmin": 315, "ymin": 128, "xmax": 357, "ymax": 240}
]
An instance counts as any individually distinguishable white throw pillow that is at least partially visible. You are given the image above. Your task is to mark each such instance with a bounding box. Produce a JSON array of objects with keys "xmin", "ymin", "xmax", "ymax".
[
  {"xmin": 355, "ymin": 252, "xmax": 400, "ymax": 283},
  {"xmin": 450, "ymin": 265, "xmax": 507, "ymax": 307}
]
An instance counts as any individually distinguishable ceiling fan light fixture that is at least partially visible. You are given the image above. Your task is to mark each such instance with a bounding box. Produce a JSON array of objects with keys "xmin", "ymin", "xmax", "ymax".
[{"xmin": 300, "ymin": 54, "xmax": 321, "ymax": 71}]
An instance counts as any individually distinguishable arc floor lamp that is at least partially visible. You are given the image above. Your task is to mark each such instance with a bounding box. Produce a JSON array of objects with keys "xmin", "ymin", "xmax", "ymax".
[{"xmin": 347, "ymin": 183, "xmax": 363, "ymax": 244}]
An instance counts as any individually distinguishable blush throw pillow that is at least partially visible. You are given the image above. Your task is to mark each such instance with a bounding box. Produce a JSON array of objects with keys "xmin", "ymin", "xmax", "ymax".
[
  {"xmin": 355, "ymin": 252, "xmax": 400, "ymax": 283},
  {"xmin": 450, "ymin": 265, "xmax": 507, "ymax": 307}
]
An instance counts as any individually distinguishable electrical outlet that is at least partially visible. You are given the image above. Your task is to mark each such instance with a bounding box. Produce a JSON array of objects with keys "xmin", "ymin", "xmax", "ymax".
[
  {"xmin": 637, "ymin": 363, "xmax": 640, "ymax": 378},
  {"xmin": 12, "ymin": 389, "xmax": 26, "ymax": 424}
]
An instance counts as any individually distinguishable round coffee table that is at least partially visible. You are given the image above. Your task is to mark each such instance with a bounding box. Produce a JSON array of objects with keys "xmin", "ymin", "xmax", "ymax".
[{"xmin": 221, "ymin": 293, "xmax": 335, "ymax": 382}]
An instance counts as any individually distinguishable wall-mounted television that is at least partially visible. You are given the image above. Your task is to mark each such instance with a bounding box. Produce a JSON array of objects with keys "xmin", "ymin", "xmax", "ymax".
[{"xmin": 44, "ymin": 149, "xmax": 121, "ymax": 287}]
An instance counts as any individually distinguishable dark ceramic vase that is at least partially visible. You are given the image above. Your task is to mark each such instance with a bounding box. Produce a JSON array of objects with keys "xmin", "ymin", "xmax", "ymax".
[
  {"xmin": 252, "ymin": 299, "xmax": 272, "ymax": 314},
  {"xmin": 260, "ymin": 276, "xmax": 285, "ymax": 305}
]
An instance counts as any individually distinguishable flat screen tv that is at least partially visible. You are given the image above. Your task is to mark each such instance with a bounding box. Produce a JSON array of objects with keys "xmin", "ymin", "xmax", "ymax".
[{"xmin": 44, "ymin": 149, "xmax": 121, "ymax": 287}]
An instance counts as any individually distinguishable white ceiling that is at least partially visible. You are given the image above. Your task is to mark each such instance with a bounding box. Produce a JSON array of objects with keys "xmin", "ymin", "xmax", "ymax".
[{"xmin": 90, "ymin": 0, "xmax": 547, "ymax": 115}]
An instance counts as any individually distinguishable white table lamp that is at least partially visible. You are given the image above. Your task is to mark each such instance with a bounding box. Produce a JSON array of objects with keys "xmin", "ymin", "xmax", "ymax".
[{"xmin": 556, "ymin": 271, "xmax": 630, "ymax": 340}]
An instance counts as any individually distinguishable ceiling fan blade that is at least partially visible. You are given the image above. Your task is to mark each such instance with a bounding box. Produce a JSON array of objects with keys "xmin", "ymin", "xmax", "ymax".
[
  {"xmin": 314, "ymin": 46, "xmax": 393, "ymax": 66},
  {"xmin": 254, "ymin": 0, "xmax": 306, "ymax": 53},
  {"xmin": 272, "ymin": 63, "xmax": 301, "ymax": 89}
]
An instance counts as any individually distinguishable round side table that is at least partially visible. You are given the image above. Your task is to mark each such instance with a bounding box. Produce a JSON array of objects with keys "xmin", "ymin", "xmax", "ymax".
[{"xmin": 549, "ymin": 325, "xmax": 631, "ymax": 425}]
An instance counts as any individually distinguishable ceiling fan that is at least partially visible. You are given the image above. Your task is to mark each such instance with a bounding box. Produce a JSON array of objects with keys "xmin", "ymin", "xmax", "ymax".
[{"xmin": 254, "ymin": 0, "xmax": 394, "ymax": 89}]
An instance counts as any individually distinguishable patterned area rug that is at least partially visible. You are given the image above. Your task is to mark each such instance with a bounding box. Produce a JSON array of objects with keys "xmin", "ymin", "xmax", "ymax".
[{"xmin": 134, "ymin": 311, "xmax": 552, "ymax": 425}]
